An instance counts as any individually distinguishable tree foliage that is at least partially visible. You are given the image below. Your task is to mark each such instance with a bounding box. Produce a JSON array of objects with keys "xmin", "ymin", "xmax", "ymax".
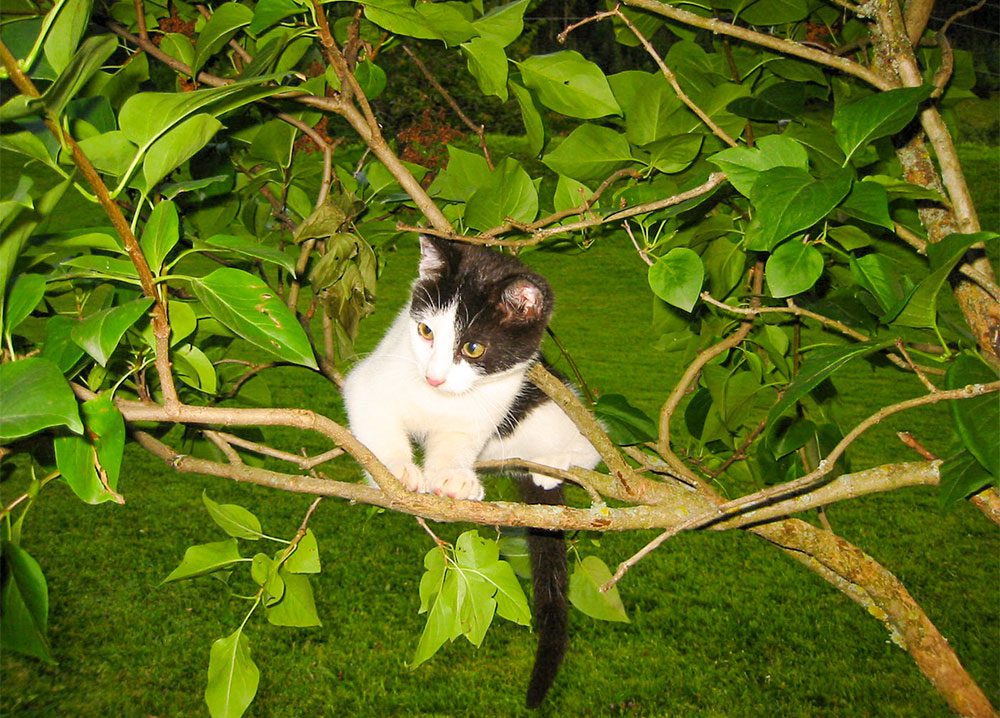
[{"xmin": 0, "ymin": 0, "xmax": 998, "ymax": 715}]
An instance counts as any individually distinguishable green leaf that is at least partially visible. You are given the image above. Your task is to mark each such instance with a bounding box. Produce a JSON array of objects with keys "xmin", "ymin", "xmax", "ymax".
[
  {"xmin": 542, "ymin": 124, "xmax": 633, "ymax": 183},
  {"xmin": 463, "ymin": 157, "xmax": 538, "ymax": 231},
  {"xmin": 839, "ymin": 181, "xmax": 893, "ymax": 230},
  {"xmin": 249, "ymin": 0, "xmax": 304, "ymax": 35},
  {"xmin": 192, "ymin": 2, "xmax": 254, "ymax": 78},
  {"xmin": 143, "ymin": 114, "xmax": 224, "ymax": 190},
  {"xmin": 708, "ymin": 135, "xmax": 809, "ymax": 198},
  {"xmin": 749, "ymin": 168, "xmax": 852, "ymax": 250},
  {"xmin": 727, "ymin": 81, "xmax": 806, "ymax": 121},
  {"xmin": 894, "ymin": 232, "xmax": 996, "ymax": 329},
  {"xmin": 593, "ymin": 394, "xmax": 658, "ymax": 445},
  {"xmin": 429, "ymin": 146, "xmax": 490, "ymax": 202},
  {"xmin": 473, "ymin": 0, "xmax": 528, "ymax": 46},
  {"xmin": 497, "ymin": 535, "xmax": 531, "ymax": 579},
  {"xmin": 284, "ymin": 529, "xmax": 321, "ymax": 574},
  {"xmin": 461, "ymin": 38, "xmax": 508, "ymax": 101},
  {"xmin": 41, "ymin": 315, "xmax": 86, "ymax": 372},
  {"xmin": 766, "ymin": 340, "xmax": 894, "ymax": 432},
  {"xmin": 354, "ymin": 60, "xmax": 387, "ymax": 99},
  {"xmin": 140, "ymin": 200, "xmax": 180, "ymax": 275},
  {"xmin": 200, "ymin": 234, "xmax": 298, "ymax": 276},
  {"xmin": 4, "ymin": 273, "xmax": 46, "ymax": 337},
  {"xmin": 518, "ymin": 51, "xmax": 621, "ymax": 119},
  {"xmin": 418, "ymin": 547, "xmax": 447, "ymax": 613},
  {"xmin": 71, "ymin": 299, "xmax": 154, "ymax": 367},
  {"xmin": 160, "ymin": 33, "xmax": 196, "ymax": 70},
  {"xmin": 174, "ymin": 344, "xmax": 219, "ymax": 394},
  {"xmin": 0, "ymin": 357, "xmax": 83, "ymax": 440},
  {"xmin": 0, "ymin": 542, "xmax": 53, "ymax": 663},
  {"xmin": 202, "ymin": 492, "xmax": 263, "ymax": 540},
  {"xmin": 770, "ymin": 418, "xmax": 817, "ymax": 458},
  {"xmin": 765, "ymin": 240, "xmax": 824, "ymax": 298},
  {"xmin": 40, "ymin": 34, "xmax": 118, "ymax": 118},
  {"xmin": 81, "ymin": 392, "xmax": 125, "ymax": 500},
  {"xmin": 205, "ymin": 628, "xmax": 260, "ymax": 718},
  {"xmin": 568, "ymin": 556, "xmax": 629, "ymax": 623},
  {"xmin": 456, "ymin": 569, "xmax": 497, "ymax": 647},
  {"xmin": 190, "ymin": 268, "xmax": 318, "ymax": 368},
  {"xmin": 53, "ymin": 393, "xmax": 126, "ymax": 505},
  {"xmin": 60, "ymin": 255, "xmax": 141, "ymax": 282},
  {"xmin": 645, "ymin": 135, "xmax": 703, "ymax": 174},
  {"xmin": 119, "ymin": 80, "xmax": 286, "ymax": 150},
  {"xmin": 509, "ymin": 81, "xmax": 544, "ymax": 156},
  {"xmin": 945, "ymin": 354, "xmax": 999, "ymax": 479},
  {"xmin": 43, "ymin": 0, "xmax": 92, "ymax": 73},
  {"xmin": 833, "ymin": 86, "xmax": 933, "ymax": 164},
  {"xmin": 620, "ymin": 73, "xmax": 682, "ymax": 146},
  {"xmin": 939, "ymin": 450, "xmax": 994, "ymax": 510},
  {"xmin": 413, "ymin": 2, "xmax": 475, "ymax": 45},
  {"xmin": 363, "ymin": 0, "xmax": 443, "ymax": 40},
  {"xmin": 648, "ymin": 248, "xmax": 704, "ymax": 313},
  {"xmin": 412, "ymin": 570, "xmax": 460, "ymax": 668},
  {"xmin": 76, "ymin": 131, "xmax": 139, "ymax": 177},
  {"xmin": 849, "ymin": 253, "xmax": 916, "ymax": 321},
  {"xmin": 740, "ymin": 0, "xmax": 810, "ymax": 25},
  {"xmin": 479, "ymin": 560, "xmax": 531, "ymax": 626},
  {"xmin": 54, "ymin": 430, "xmax": 104, "ymax": 504},
  {"xmin": 163, "ymin": 539, "xmax": 243, "ymax": 583},
  {"xmin": 2, "ymin": 177, "xmax": 71, "ymax": 333},
  {"xmin": 266, "ymin": 570, "xmax": 321, "ymax": 627}
]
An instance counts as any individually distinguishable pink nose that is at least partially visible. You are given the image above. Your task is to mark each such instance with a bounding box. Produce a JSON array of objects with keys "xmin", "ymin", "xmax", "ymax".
[{"xmin": 426, "ymin": 375, "xmax": 446, "ymax": 387}]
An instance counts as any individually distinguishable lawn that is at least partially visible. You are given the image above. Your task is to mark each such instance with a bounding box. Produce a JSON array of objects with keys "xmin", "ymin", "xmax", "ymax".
[{"xmin": 1, "ymin": 145, "xmax": 998, "ymax": 716}]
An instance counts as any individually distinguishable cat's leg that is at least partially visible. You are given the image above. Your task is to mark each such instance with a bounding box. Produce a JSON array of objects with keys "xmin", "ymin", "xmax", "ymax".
[
  {"xmin": 422, "ymin": 431, "xmax": 486, "ymax": 500},
  {"xmin": 482, "ymin": 401, "xmax": 600, "ymax": 489},
  {"xmin": 349, "ymin": 414, "xmax": 425, "ymax": 493}
]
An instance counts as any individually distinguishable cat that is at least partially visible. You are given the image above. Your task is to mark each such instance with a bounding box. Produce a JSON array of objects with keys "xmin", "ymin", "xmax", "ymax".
[{"xmin": 343, "ymin": 236, "xmax": 600, "ymax": 707}]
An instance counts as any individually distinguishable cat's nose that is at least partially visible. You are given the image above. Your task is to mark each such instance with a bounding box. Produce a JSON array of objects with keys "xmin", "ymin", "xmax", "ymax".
[{"xmin": 426, "ymin": 374, "xmax": 446, "ymax": 387}]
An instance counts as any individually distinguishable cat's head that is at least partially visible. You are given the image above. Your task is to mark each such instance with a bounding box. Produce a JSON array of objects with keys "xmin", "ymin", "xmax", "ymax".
[{"xmin": 408, "ymin": 236, "xmax": 553, "ymax": 394}]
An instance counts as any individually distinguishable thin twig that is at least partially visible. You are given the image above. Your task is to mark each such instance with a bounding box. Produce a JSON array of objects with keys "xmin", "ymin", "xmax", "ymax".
[
  {"xmin": 610, "ymin": 6, "xmax": 738, "ymax": 147},
  {"xmin": 894, "ymin": 339, "xmax": 938, "ymax": 392},
  {"xmin": 897, "ymin": 431, "xmax": 938, "ymax": 460},
  {"xmin": 621, "ymin": 0, "xmax": 895, "ymax": 91},
  {"xmin": 401, "ymin": 44, "xmax": 493, "ymax": 169},
  {"xmin": 623, "ymin": 221, "xmax": 653, "ymax": 266},
  {"xmin": 399, "ymin": 173, "xmax": 727, "ymax": 248}
]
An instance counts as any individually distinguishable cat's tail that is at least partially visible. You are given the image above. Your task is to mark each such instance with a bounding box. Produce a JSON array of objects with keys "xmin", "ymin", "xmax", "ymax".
[{"xmin": 520, "ymin": 478, "xmax": 569, "ymax": 709}]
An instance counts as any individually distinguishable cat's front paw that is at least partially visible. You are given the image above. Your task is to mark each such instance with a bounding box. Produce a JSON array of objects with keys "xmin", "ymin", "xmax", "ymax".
[
  {"xmin": 426, "ymin": 468, "xmax": 484, "ymax": 501},
  {"xmin": 388, "ymin": 462, "xmax": 427, "ymax": 493}
]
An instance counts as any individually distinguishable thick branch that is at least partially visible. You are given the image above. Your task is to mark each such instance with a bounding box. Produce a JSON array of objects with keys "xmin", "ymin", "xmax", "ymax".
[
  {"xmin": 756, "ymin": 519, "xmax": 996, "ymax": 718},
  {"xmin": 0, "ymin": 39, "xmax": 178, "ymax": 408},
  {"xmin": 621, "ymin": 0, "xmax": 895, "ymax": 90}
]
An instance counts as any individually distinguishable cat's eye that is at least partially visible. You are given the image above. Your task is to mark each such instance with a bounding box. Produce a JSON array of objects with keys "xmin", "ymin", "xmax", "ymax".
[
  {"xmin": 417, "ymin": 322, "xmax": 434, "ymax": 341},
  {"xmin": 461, "ymin": 341, "xmax": 486, "ymax": 359}
]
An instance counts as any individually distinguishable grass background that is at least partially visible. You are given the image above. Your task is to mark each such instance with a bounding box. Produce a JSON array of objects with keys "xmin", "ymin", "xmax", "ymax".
[{"xmin": 1, "ymin": 104, "xmax": 998, "ymax": 716}]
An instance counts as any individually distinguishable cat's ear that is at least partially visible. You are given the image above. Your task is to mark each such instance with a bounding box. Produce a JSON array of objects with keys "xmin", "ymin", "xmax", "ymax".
[
  {"xmin": 499, "ymin": 277, "xmax": 548, "ymax": 323},
  {"xmin": 418, "ymin": 236, "xmax": 452, "ymax": 280}
]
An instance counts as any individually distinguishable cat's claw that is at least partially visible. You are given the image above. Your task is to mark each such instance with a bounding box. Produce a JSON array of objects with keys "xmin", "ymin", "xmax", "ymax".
[
  {"xmin": 427, "ymin": 468, "xmax": 484, "ymax": 501},
  {"xmin": 395, "ymin": 462, "xmax": 427, "ymax": 493}
]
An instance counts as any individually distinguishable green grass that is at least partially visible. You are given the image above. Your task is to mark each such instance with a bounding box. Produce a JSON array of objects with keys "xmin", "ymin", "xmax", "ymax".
[
  {"xmin": 2, "ymin": 123, "xmax": 998, "ymax": 717},
  {"xmin": 3, "ymin": 237, "xmax": 998, "ymax": 717}
]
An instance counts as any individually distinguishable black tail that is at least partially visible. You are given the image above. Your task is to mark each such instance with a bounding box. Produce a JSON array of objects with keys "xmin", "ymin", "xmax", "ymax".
[{"xmin": 520, "ymin": 478, "xmax": 568, "ymax": 709}]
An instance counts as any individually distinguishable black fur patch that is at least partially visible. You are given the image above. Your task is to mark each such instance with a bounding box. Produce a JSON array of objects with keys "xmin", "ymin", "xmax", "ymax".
[{"xmin": 411, "ymin": 237, "xmax": 554, "ymax": 376}]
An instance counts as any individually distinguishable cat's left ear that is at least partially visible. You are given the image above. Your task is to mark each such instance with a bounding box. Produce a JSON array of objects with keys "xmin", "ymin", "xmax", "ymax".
[
  {"xmin": 500, "ymin": 277, "xmax": 548, "ymax": 323},
  {"xmin": 418, "ymin": 236, "xmax": 453, "ymax": 280}
]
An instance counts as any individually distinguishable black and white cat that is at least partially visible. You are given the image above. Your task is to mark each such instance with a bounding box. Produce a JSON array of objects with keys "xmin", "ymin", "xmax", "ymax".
[{"xmin": 343, "ymin": 236, "xmax": 600, "ymax": 706}]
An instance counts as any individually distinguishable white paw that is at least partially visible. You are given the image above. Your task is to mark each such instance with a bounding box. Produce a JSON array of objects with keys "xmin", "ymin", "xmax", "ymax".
[
  {"xmin": 388, "ymin": 462, "xmax": 427, "ymax": 493},
  {"xmin": 426, "ymin": 468, "xmax": 484, "ymax": 501}
]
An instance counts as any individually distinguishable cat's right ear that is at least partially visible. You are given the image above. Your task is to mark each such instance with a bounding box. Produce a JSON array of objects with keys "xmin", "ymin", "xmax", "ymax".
[{"xmin": 418, "ymin": 236, "xmax": 451, "ymax": 280}]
